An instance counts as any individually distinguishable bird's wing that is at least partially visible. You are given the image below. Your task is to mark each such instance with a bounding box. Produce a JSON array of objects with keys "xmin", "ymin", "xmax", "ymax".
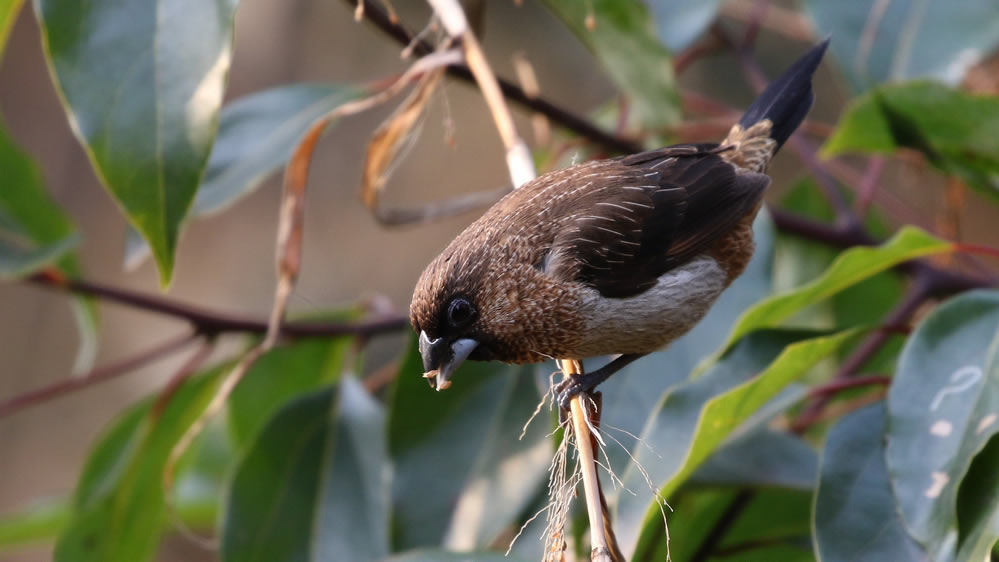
[{"xmin": 544, "ymin": 145, "xmax": 770, "ymax": 298}]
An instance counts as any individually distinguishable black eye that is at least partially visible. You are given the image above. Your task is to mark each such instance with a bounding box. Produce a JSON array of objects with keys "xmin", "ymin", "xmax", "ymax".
[{"xmin": 447, "ymin": 298, "xmax": 476, "ymax": 328}]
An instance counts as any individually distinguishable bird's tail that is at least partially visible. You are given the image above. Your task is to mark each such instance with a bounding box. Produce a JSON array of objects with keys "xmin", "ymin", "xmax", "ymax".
[{"xmin": 721, "ymin": 38, "xmax": 829, "ymax": 172}]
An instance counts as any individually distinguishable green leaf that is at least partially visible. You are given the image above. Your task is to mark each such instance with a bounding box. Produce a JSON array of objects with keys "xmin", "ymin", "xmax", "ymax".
[
  {"xmin": 0, "ymin": 0, "xmax": 23, "ymax": 60},
  {"xmin": 227, "ymin": 336, "xmax": 354, "ymax": 449},
  {"xmin": 824, "ymin": 83, "xmax": 999, "ymax": 201},
  {"xmin": 0, "ymin": 119, "xmax": 78, "ymax": 277},
  {"xmin": 803, "ymin": 0, "xmax": 999, "ymax": 91},
  {"xmin": 955, "ymin": 434, "xmax": 999, "ymax": 561},
  {"xmin": 644, "ymin": 0, "xmax": 723, "ymax": 51},
  {"xmin": 0, "ymin": 119, "xmax": 96, "ymax": 370},
  {"xmin": 222, "ymin": 377, "xmax": 389, "ymax": 562},
  {"xmin": 813, "ymin": 404, "xmax": 927, "ymax": 561},
  {"xmin": 0, "ymin": 498, "xmax": 70, "ymax": 552},
  {"xmin": 55, "ymin": 366, "xmax": 223, "ymax": 562},
  {"xmin": 718, "ymin": 490, "xmax": 814, "ymax": 561},
  {"xmin": 0, "ymin": 227, "xmax": 76, "ymax": 278},
  {"xmin": 886, "ymin": 290, "xmax": 999, "ymax": 560},
  {"xmin": 691, "ymin": 428, "xmax": 817, "ymax": 491},
  {"xmin": 388, "ymin": 335, "xmax": 551, "ymax": 553},
  {"xmin": 540, "ymin": 0, "xmax": 680, "ymax": 128},
  {"xmin": 618, "ymin": 329, "xmax": 859, "ymax": 557},
  {"xmin": 196, "ymin": 83, "xmax": 365, "ymax": 215},
  {"xmin": 598, "ymin": 212, "xmax": 775, "ymax": 477},
  {"xmin": 636, "ymin": 488, "xmax": 814, "ymax": 562},
  {"xmin": 123, "ymin": 83, "xmax": 368, "ymax": 269},
  {"xmin": 36, "ymin": 0, "xmax": 239, "ymax": 284},
  {"xmin": 719, "ymin": 226, "xmax": 949, "ymax": 353}
]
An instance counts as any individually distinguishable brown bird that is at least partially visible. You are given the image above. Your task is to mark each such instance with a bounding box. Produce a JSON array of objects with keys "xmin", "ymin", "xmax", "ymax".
[{"xmin": 411, "ymin": 40, "xmax": 829, "ymax": 408}]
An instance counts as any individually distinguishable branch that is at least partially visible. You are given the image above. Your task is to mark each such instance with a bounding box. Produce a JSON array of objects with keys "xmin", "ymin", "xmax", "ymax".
[
  {"xmin": 28, "ymin": 270, "xmax": 408, "ymax": 338},
  {"xmin": 426, "ymin": 0, "xmax": 536, "ymax": 186},
  {"xmin": 791, "ymin": 277, "xmax": 931, "ymax": 432},
  {"xmin": 807, "ymin": 374, "xmax": 892, "ymax": 398},
  {"xmin": 348, "ymin": 0, "xmax": 643, "ymax": 154},
  {"xmin": 0, "ymin": 332, "xmax": 198, "ymax": 419}
]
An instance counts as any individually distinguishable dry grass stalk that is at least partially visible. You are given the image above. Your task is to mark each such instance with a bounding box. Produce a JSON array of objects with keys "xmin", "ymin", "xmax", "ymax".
[
  {"xmin": 426, "ymin": 0, "xmax": 536, "ymax": 187},
  {"xmin": 163, "ymin": 47, "xmax": 463, "ymax": 490}
]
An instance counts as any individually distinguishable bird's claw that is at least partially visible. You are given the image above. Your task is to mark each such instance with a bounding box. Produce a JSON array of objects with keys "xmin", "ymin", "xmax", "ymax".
[{"xmin": 555, "ymin": 377, "xmax": 588, "ymax": 410}]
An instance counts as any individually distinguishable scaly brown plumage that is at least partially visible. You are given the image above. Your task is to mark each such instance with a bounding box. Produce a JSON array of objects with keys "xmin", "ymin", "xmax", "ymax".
[{"xmin": 410, "ymin": 40, "xmax": 829, "ymax": 404}]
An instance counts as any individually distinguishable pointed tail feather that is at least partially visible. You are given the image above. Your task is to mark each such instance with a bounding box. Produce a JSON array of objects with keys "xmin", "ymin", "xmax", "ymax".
[{"xmin": 737, "ymin": 38, "xmax": 829, "ymax": 150}]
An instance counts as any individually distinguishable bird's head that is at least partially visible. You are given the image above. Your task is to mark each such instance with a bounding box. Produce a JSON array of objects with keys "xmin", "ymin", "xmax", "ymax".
[{"xmin": 409, "ymin": 245, "xmax": 501, "ymax": 391}]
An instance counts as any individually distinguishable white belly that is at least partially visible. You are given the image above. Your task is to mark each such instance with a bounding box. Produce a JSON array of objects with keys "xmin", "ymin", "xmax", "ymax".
[{"xmin": 572, "ymin": 256, "xmax": 727, "ymax": 357}]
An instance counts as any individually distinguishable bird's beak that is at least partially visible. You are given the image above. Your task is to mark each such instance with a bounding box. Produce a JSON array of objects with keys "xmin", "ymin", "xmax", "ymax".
[{"xmin": 419, "ymin": 331, "xmax": 478, "ymax": 391}]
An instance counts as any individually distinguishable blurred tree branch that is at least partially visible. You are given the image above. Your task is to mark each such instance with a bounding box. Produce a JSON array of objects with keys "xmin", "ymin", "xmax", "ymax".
[
  {"xmin": 0, "ymin": 331, "xmax": 198, "ymax": 420},
  {"xmin": 27, "ymin": 270, "xmax": 408, "ymax": 338}
]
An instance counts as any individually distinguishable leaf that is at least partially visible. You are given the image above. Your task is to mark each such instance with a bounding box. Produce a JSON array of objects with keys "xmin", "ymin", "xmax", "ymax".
[
  {"xmin": 0, "ymin": 119, "xmax": 78, "ymax": 278},
  {"xmin": 718, "ymin": 489, "xmax": 814, "ymax": 560},
  {"xmin": 0, "ymin": 0, "xmax": 23, "ymax": 60},
  {"xmin": 597, "ymin": 212, "xmax": 775, "ymax": 477},
  {"xmin": 36, "ymin": 0, "xmax": 239, "ymax": 284},
  {"xmin": 198, "ymin": 83, "xmax": 365, "ymax": 215},
  {"xmin": 124, "ymin": 83, "xmax": 368, "ymax": 268},
  {"xmin": 803, "ymin": 0, "xmax": 999, "ymax": 91},
  {"xmin": 388, "ymin": 335, "xmax": 551, "ymax": 553},
  {"xmin": 886, "ymin": 290, "xmax": 999, "ymax": 560},
  {"xmin": 0, "ymin": 498, "xmax": 70, "ymax": 551},
  {"xmin": 0, "ymin": 118, "xmax": 96, "ymax": 370},
  {"xmin": 814, "ymin": 404, "xmax": 928, "ymax": 562},
  {"xmin": 0, "ymin": 227, "xmax": 76, "ymax": 278},
  {"xmin": 824, "ymin": 82, "xmax": 999, "ymax": 201},
  {"xmin": 955, "ymin": 434, "xmax": 999, "ymax": 561},
  {"xmin": 55, "ymin": 366, "xmax": 223, "ymax": 562},
  {"xmin": 644, "ymin": 0, "xmax": 723, "ymax": 51},
  {"xmin": 226, "ymin": 335, "xmax": 354, "ymax": 449},
  {"xmin": 617, "ymin": 328, "xmax": 859, "ymax": 558},
  {"xmin": 636, "ymin": 488, "xmax": 814, "ymax": 562},
  {"xmin": 540, "ymin": 0, "xmax": 681, "ymax": 128},
  {"xmin": 691, "ymin": 428, "xmax": 817, "ymax": 491},
  {"xmin": 222, "ymin": 378, "xmax": 389, "ymax": 562},
  {"xmin": 719, "ymin": 226, "xmax": 949, "ymax": 353}
]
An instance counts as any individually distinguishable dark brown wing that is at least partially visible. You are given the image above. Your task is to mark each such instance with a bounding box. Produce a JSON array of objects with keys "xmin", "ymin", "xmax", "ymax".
[{"xmin": 545, "ymin": 144, "xmax": 769, "ymax": 298}]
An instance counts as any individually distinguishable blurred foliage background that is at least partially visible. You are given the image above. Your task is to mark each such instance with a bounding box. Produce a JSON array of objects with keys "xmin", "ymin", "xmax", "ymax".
[{"xmin": 1, "ymin": 0, "xmax": 999, "ymax": 561}]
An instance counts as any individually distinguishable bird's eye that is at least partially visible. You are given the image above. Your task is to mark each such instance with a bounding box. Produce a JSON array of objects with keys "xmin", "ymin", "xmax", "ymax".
[{"xmin": 447, "ymin": 298, "xmax": 476, "ymax": 328}]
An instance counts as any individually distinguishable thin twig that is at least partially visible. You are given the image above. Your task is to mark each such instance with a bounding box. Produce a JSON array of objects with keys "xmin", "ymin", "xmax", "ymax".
[
  {"xmin": 855, "ymin": 156, "xmax": 886, "ymax": 216},
  {"xmin": 426, "ymin": 0, "xmax": 535, "ymax": 186},
  {"xmin": 720, "ymin": 0, "xmax": 815, "ymax": 42},
  {"xmin": 27, "ymin": 270, "xmax": 408, "ymax": 338},
  {"xmin": 152, "ymin": 337, "xmax": 218, "ymax": 419},
  {"xmin": 560, "ymin": 360, "xmax": 616, "ymax": 562},
  {"xmin": 807, "ymin": 374, "xmax": 892, "ymax": 398},
  {"xmin": 0, "ymin": 332, "xmax": 197, "ymax": 419},
  {"xmin": 167, "ymin": 48, "xmax": 465, "ymax": 486},
  {"xmin": 791, "ymin": 278, "xmax": 931, "ymax": 433},
  {"xmin": 348, "ymin": 0, "xmax": 642, "ymax": 154}
]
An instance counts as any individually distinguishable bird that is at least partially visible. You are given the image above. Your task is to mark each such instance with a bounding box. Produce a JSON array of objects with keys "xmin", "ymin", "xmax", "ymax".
[{"xmin": 410, "ymin": 39, "xmax": 829, "ymax": 409}]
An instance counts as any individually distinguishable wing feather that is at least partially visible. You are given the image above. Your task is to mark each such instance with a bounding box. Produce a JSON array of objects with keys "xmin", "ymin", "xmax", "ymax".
[{"xmin": 545, "ymin": 144, "xmax": 769, "ymax": 298}]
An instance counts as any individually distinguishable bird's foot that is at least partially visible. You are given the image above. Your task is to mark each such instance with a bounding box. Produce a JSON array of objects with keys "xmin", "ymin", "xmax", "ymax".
[{"xmin": 556, "ymin": 372, "xmax": 602, "ymax": 410}]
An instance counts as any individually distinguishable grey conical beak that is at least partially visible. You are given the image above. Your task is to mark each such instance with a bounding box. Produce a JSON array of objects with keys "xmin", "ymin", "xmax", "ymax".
[{"xmin": 419, "ymin": 331, "xmax": 478, "ymax": 390}]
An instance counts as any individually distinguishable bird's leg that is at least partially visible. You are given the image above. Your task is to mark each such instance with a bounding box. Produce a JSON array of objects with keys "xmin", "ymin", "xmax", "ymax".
[{"xmin": 556, "ymin": 353, "xmax": 646, "ymax": 410}]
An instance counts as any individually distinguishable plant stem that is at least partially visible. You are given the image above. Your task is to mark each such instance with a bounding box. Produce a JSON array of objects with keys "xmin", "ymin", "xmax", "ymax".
[
  {"xmin": 349, "ymin": 0, "xmax": 642, "ymax": 154},
  {"xmin": 27, "ymin": 271, "xmax": 408, "ymax": 338},
  {"xmin": 0, "ymin": 332, "xmax": 198, "ymax": 419}
]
